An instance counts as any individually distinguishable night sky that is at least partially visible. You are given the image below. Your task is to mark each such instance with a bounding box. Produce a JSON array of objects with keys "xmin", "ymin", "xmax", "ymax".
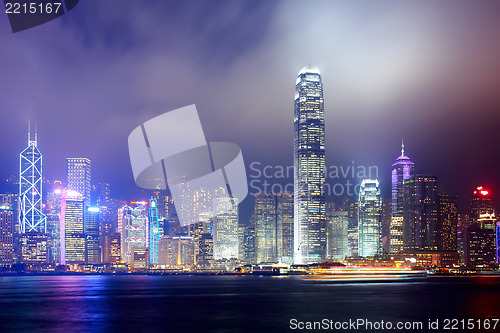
[{"xmin": 1, "ymin": 0, "xmax": 500, "ymax": 217}]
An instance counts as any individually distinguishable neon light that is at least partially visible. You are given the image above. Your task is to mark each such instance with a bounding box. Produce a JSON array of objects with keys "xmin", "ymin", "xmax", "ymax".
[
  {"xmin": 87, "ymin": 207, "xmax": 100, "ymax": 212},
  {"xmin": 481, "ymin": 190, "xmax": 489, "ymax": 196},
  {"xmin": 54, "ymin": 188, "xmax": 62, "ymax": 194}
]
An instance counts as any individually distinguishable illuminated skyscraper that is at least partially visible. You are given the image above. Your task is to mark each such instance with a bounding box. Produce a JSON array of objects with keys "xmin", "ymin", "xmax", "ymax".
[
  {"xmin": 465, "ymin": 187, "xmax": 496, "ymax": 267},
  {"xmin": 213, "ymin": 197, "xmax": 239, "ymax": 261},
  {"xmin": 277, "ymin": 193, "xmax": 294, "ymax": 264},
  {"xmin": 403, "ymin": 175, "xmax": 439, "ymax": 251},
  {"xmin": 85, "ymin": 206, "xmax": 100, "ymax": 264},
  {"xmin": 327, "ymin": 211, "xmax": 349, "ymax": 260},
  {"xmin": 149, "ymin": 198, "xmax": 160, "ymax": 265},
  {"xmin": 254, "ymin": 194, "xmax": 277, "ymax": 263},
  {"xmin": 19, "ymin": 124, "xmax": 46, "ymax": 233},
  {"xmin": 0, "ymin": 195, "xmax": 15, "ymax": 266},
  {"xmin": 390, "ymin": 141, "xmax": 414, "ymax": 254},
  {"xmin": 46, "ymin": 182, "xmax": 63, "ymax": 264},
  {"xmin": 294, "ymin": 66, "xmax": 326, "ymax": 264},
  {"xmin": 67, "ymin": 158, "xmax": 91, "ymax": 207},
  {"xmin": 64, "ymin": 191, "xmax": 85, "ymax": 264},
  {"xmin": 358, "ymin": 179, "xmax": 382, "ymax": 257},
  {"xmin": 119, "ymin": 202, "xmax": 149, "ymax": 264}
]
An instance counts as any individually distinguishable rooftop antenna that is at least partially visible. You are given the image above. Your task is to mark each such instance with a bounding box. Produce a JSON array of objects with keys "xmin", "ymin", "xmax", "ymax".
[
  {"xmin": 401, "ymin": 138, "xmax": 405, "ymax": 157},
  {"xmin": 35, "ymin": 122, "xmax": 38, "ymax": 143},
  {"xmin": 28, "ymin": 121, "xmax": 31, "ymax": 143}
]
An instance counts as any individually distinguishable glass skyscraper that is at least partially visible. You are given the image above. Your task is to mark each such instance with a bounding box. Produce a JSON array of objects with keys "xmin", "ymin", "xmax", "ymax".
[
  {"xmin": 358, "ymin": 179, "xmax": 382, "ymax": 257},
  {"xmin": 294, "ymin": 66, "xmax": 326, "ymax": 264},
  {"xmin": 390, "ymin": 141, "xmax": 414, "ymax": 254},
  {"xmin": 64, "ymin": 191, "xmax": 85, "ymax": 264},
  {"xmin": 67, "ymin": 158, "xmax": 91, "ymax": 207}
]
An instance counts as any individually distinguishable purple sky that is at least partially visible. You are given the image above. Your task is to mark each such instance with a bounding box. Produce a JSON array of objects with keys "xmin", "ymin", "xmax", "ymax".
[{"xmin": 1, "ymin": 0, "xmax": 500, "ymax": 213}]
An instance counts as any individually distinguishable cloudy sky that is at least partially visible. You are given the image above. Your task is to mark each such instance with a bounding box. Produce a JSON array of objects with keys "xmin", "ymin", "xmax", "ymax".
[{"xmin": 1, "ymin": 0, "xmax": 500, "ymax": 214}]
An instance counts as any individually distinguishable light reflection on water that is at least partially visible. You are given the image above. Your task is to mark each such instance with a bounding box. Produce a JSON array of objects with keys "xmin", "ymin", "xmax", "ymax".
[{"xmin": 0, "ymin": 275, "xmax": 498, "ymax": 332}]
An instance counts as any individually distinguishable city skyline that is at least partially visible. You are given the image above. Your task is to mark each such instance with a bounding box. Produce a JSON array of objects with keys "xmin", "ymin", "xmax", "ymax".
[{"xmin": 1, "ymin": 1, "xmax": 500, "ymax": 215}]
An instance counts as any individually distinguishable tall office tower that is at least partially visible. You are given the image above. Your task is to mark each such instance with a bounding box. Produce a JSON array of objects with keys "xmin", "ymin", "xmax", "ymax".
[
  {"xmin": 254, "ymin": 194, "xmax": 277, "ymax": 263},
  {"xmin": 46, "ymin": 182, "xmax": 63, "ymax": 264},
  {"xmin": 390, "ymin": 141, "xmax": 414, "ymax": 254},
  {"xmin": 465, "ymin": 187, "xmax": 496, "ymax": 267},
  {"xmin": 358, "ymin": 179, "xmax": 382, "ymax": 257},
  {"xmin": 326, "ymin": 211, "xmax": 349, "ymax": 260},
  {"xmin": 243, "ymin": 219, "xmax": 256, "ymax": 264},
  {"xmin": 294, "ymin": 65, "xmax": 326, "ymax": 264},
  {"xmin": 0, "ymin": 196, "xmax": 15, "ymax": 266},
  {"xmin": 92, "ymin": 182, "xmax": 112, "ymax": 232},
  {"xmin": 347, "ymin": 200, "xmax": 358, "ymax": 257},
  {"xmin": 404, "ymin": 175, "xmax": 439, "ymax": 251},
  {"xmin": 118, "ymin": 202, "xmax": 149, "ymax": 265},
  {"xmin": 197, "ymin": 233, "xmax": 214, "ymax": 268},
  {"xmin": 85, "ymin": 206, "xmax": 100, "ymax": 264},
  {"xmin": 19, "ymin": 125, "xmax": 46, "ymax": 234},
  {"xmin": 213, "ymin": 197, "xmax": 239, "ymax": 261},
  {"xmin": 277, "ymin": 193, "xmax": 294, "ymax": 264},
  {"xmin": 64, "ymin": 191, "xmax": 85, "ymax": 264},
  {"xmin": 67, "ymin": 158, "xmax": 91, "ymax": 207},
  {"xmin": 149, "ymin": 198, "xmax": 160, "ymax": 265},
  {"xmin": 437, "ymin": 194, "xmax": 458, "ymax": 252}
]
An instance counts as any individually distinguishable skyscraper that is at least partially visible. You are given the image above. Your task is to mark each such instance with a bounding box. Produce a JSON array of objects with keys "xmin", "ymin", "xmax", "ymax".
[
  {"xmin": 0, "ymin": 195, "xmax": 15, "ymax": 266},
  {"xmin": 64, "ymin": 191, "xmax": 85, "ymax": 264},
  {"xmin": 85, "ymin": 206, "xmax": 100, "ymax": 264},
  {"xmin": 326, "ymin": 211, "xmax": 349, "ymax": 260},
  {"xmin": 119, "ymin": 202, "xmax": 149, "ymax": 265},
  {"xmin": 19, "ymin": 125, "xmax": 46, "ymax": 233},
  {"xmin": 213, "ymin": 197, "xmax": 239, "ymax": 261},
  {"xmin": 390, "ymin": 141, "xmax": 414, "ymax": 254},
  {"xmin": 403, "ymin": 174, "xmax": 439, "ymax": 251},
  {"xmin": 149, "ymin": 198, "xmax": 160, "ymax": 265},
  {"xmin": 358, "ymin": 179, "xmax": 382, "ymax": 257},
  {"xmin": 437, "ymin": 193, "xmax": 458, "ymax": 263},
  {"xmin": 67, "ymin": 158, "xmax": 91, "ymax": 207},
  {"xmin": 254, "ymin": 194, "xmax": 277, "ymax": 263},
  {"xmin": 465, "ymin": 187, "xmax": 496, "ymax": 267},
  {"xmin": 294, "ymin": 66, "xmax": 326, "ymax": 264},
  {"xmin": 277, "ymin": 193, "xmax": 294, "ymax": 264}
]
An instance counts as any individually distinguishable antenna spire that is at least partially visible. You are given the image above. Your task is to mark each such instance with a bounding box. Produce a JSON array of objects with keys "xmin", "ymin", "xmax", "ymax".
[
  {"xmin": 35, "ymin": 122, "xmax": 38, "ymax": 143},
  {"xmin": 28, "ymin": 121, "xmax": 31, "ymax": 143},
  {"xmin": 401, "ymin": 138, "xmax": 405, "ymax": 157}
]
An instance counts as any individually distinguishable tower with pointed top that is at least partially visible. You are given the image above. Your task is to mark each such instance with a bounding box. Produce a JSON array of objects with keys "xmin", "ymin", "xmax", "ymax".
[
  {"xmin": 19, "ymin": 123, "xmax": 46, "ymax": 233},
  {"xmin": 390, "ymin": 140, "xmax": 414, "ymax": 254},
  {"xmin": 294, "ymin": 66, "xmax": 326, "ymax": 264}
]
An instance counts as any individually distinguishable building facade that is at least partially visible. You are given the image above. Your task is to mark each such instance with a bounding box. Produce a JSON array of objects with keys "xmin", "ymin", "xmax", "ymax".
[
  {"xmin": 358, "ymin": 179, "xmax": 382, "ymax": 257},
  {"xmin": 390, "ymin": 141, "xmax": 414, "ymax": 254},
  {"xmin": 294, "ymin": 66, "xmax": 326, "ymax": 264},
  {"xmin": 67, "ymin": 158, "xmax": 91, "ymax": 207}
]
